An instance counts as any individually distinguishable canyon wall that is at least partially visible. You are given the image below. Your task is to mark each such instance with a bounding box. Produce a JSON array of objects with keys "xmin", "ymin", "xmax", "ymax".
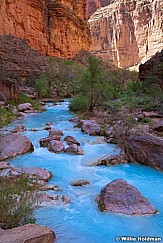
[
  {"xmin": 87, "ymin": 0, "xmax": 113, "ymax": 18},
  {"xmin": 0, "ymin": 0, "xmax": 90, "ymax": 58},
  {"xmin": 89, "ymin": 0, "xmax": 163, "ymax": 68}
]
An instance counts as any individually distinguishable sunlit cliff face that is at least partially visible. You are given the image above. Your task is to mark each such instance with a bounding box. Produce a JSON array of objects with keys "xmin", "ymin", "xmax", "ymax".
[
  {"xmin": 0, "ymin": 0, "xmax": 90, "ymax": 57},
  {"xmin": 88, "ymin": 0, "xmax": 163, "ymax": 68}
]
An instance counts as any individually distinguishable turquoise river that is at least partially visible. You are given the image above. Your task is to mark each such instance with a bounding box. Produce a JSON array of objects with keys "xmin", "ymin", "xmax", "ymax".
[{"xmin": 6, "ymin": 101, "xmax": 163, "ymax": 243}]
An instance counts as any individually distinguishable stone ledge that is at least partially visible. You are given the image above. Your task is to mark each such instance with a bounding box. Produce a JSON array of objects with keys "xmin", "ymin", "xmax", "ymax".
[{"xmin": 0, "ymin": 224, "xmax": 55, "ymax": 243}]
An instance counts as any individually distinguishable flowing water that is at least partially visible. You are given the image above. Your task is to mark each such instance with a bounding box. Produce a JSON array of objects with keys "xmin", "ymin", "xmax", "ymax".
[{"xmin": 6, "ymin": 101, "xmax": 163, "ymax": 243}]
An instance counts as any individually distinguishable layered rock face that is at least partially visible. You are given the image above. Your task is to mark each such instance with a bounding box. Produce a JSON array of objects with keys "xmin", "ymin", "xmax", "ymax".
[
  {"xmin": 0, "ymin": 79, "xmax": 18, "ymax": 101},
  {"xmin": 87, "ymin": 0, "xmax": 113, "ymax": 18},
  {"xmin": 0, "ymin": 0, "xmax": 90, "ymax": 58},
  {"xmin": 0, "ymin": 35, "xmax": 47, "ymax": 100},
  {"xmin": 89, "ymin": 0, "xmax": 163, "ymax": 68}
]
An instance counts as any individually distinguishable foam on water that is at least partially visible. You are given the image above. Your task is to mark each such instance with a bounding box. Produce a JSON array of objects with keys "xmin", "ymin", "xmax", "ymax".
[{"xmin": 7, "ymin": 101, "xmax": 163, "ymax": 243}]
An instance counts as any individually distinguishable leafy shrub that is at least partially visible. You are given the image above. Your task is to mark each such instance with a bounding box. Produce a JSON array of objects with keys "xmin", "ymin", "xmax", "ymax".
[
  {"xmin": 0, "ymin": 106, "xmax": 16, "ymax": 128},
  {"xmin": 69, "ymin": 96, "xmax": 89, "ymax": 112},
  {"xmin": 0, "ymin": 175, "xmax": 37, "ymax": 229},
  {"xmin": 18, "ymin": 92, "xmax": 42, "ymax": 110}
]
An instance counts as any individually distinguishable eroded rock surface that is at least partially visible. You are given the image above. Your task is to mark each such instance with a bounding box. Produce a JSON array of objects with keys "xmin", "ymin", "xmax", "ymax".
[
  {"xmin": 49, "ymin": 129, "xmax": 63, "ymax": 137},
  {"xmin": 127, "ymin": 133, "xmax": 163, "ymax": 170},
  {"xmin": 0, "ymin": 0, "xmax": 90, "ymax": 58},
  {"xmin": 11, "ymin": 125, "xmax": 27, "ymax": 133},
  {"xmin": 80, "ymin": 120, "xmax": 101, "ymax": 135},
  {"xmin": 71, "ymin": 179, "xmax": 91, "ymax": 186},
  {"xmin": 0, "ymin": 133, "xmax": 34, "ymax": 161},
  {"xmin": 0, "ymin": 224, "xmax": 55, "ymax": 243},
  {"xmin": 38, "ymin": 193, "xmax": 71, "ymax": 206},
  {"xmin": 65, "ymin": 144, "xmax": 84, "ymax": 155},
  {"xmin": 93, "ymin": 154, "xmax": 126, "ymax": 166},
  {"xmin": 48, "ymin": 140, "xmax": 65, "ymax": 153},
  {"xmin": 96, "ymin": 179, "xmax": 157, "ymax": 215},
  {"xmin": 89, "ymin": 0, "xmax": 163, "ymax": 68},
  {"xmin": 64, "ymin": 135, "xmax": 80, "ymax": 146},
  {"xmin": 14, "ymin": 167, "xmax": 52, "ymax": 181}
]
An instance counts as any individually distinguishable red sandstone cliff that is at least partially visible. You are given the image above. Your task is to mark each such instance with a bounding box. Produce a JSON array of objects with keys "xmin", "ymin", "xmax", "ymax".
[
  {"xmin": 89, "ymin": 0, "xmax": 163, "ymax": 68},
  {"xmin": 87, "ymin": 0, "xmax": 113, "ymax": 18},
  {"xmin": 0, "ymin": 0, "xmax": 90, "ymax": 58}
]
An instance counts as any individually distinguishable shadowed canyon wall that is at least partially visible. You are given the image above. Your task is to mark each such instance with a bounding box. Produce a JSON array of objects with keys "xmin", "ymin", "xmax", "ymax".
[
  {"xmin": 0, "ymin": 0, "xmax": 90, "ymax": 58},
  {"xmin": 87, "ymin": 0, "xmax": 114, "ymax": 18},
  {"xmin": 89, "ymin": 0, "xmax": 163, "ymax": 68}
]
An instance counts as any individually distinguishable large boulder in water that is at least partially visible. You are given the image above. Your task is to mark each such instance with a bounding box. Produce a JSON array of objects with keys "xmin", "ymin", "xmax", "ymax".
[
  {"xmin": 14, "ymin": 167, "xmax": 52, "ymax": 181},
  {"xmin": 49, "ymin": 128, "xmax": 63, "ymax": 136},
  {"xmin": 0, "ymin": 133, "xmax": 34, "ymax": 161},
  {"xmin": 95, "ymin": 179, "xmax": 157, "ymax": 215},
  {"xmin": 48, "ymin": 140, "xmax": 64, "ymax": 153},
  {"xmin": 93, "ymin": 154, "xmax": 126, "ymax": 166},
  {"xmin": 64, "ymin": 135, "xmax": 80, "ymax": 146},
  {"xmin": 127, "ymin": 133, "xmax": 163, "ymax": 170},
  {"xmin": 65, "ymin": 144, "xmax": 84, "ymax": 155},
  {"xmin": 39, "ymin": 136, "xmax": 61, "ymax": 147}
]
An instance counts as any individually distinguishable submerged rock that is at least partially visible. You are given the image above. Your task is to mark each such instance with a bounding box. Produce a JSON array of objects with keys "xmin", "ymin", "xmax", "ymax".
[
  {"xmin": 71, "ymin": 179, "xmax": 91, "ymax": 186},
  {"xmin": 48, "ymin": 140, "xmax": 64, "ymax": 153},
  {"xmin": 96, "ymin": 179, "xmax": 157, "ymax": 215},
  {"xmin": 65, "ymin": 144, "xmax": 84, "ymax": 155},
  {"xmin": 11, "ymin": 125, "xmax": 27, "ymax": 133},
  {"xmin": 0, "ymin": 133, "xmax": 34, "ymax": 161},
  {"xmin": 0, "ymin": 224, "xmax": 55, "ymax": 243},
  {"xmin": 38, "ymin": 193, "xmax": 71, "ymax": 206},
  {"xmin": 93, "ymin": 155, "xmax": 126, "ymax": 166},
  {"xmin": 30, "ymin": 128, "xmax": 38, "ymax": 132}
]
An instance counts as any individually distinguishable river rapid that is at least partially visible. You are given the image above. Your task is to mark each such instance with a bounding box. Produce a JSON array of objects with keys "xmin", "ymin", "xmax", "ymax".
[{"xmin": 6, "ymin": 101, "xmax": 163, "ymax": 243}]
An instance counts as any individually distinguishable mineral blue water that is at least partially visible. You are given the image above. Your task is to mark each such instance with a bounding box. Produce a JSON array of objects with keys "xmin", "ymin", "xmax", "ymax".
[{"xmin": 7, "ymin": 101, "xmax": 163, "ymax": 243}]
